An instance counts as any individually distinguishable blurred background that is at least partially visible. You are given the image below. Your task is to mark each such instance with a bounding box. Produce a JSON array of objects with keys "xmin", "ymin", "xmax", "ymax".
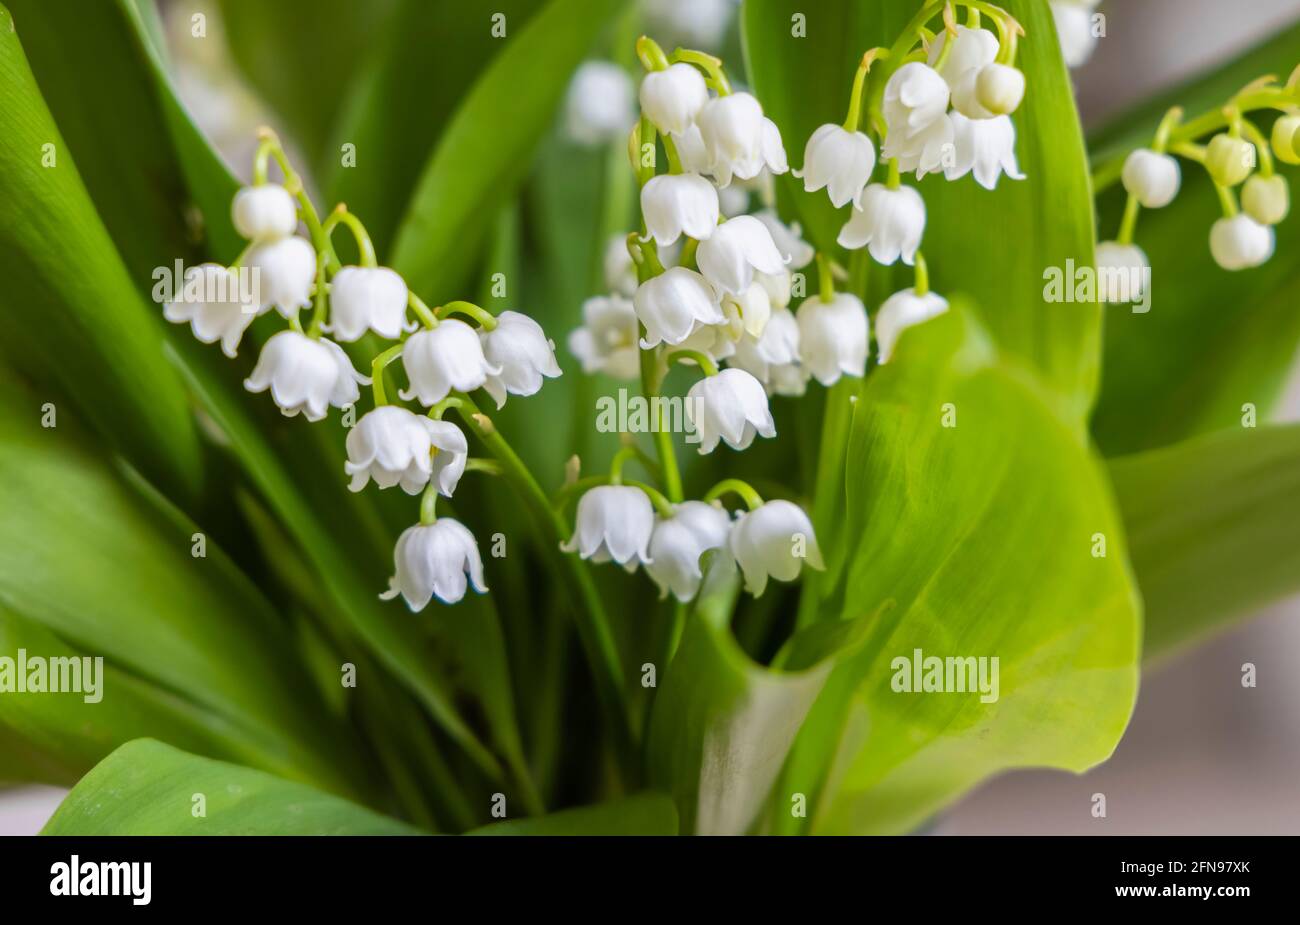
[{"xmin": 3, "ymin": 0, "xmax": 1298, "ymax": 834}]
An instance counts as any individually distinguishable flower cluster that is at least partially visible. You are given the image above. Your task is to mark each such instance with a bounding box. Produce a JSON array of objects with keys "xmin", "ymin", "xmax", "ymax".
[{"xmin": 163, "ymin": 129, "xmax": 561, "ymax": 610}]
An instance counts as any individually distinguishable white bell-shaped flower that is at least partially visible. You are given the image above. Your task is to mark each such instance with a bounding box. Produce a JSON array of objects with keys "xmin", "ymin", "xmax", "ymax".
[
  {"xmin": 345, "ymin": 406, "xmax": 467, "ymax": 496},
  {"xmin": 478, "ymin": 311, "xmax": 562, "ymax": 409},
  {"xmin": 568, "ymin": 295, "xmax": 641, "ymax": 380},
  {"xmin": 685, "ymin": 367, "xmax": 776, "ymax": 454},
  {"xmin": 976, "ymin": 63, "xmax": 1026, "ymax": 116},
  {"xmin": 676, "ymin": 321, "xmax": 736, "ymax": 364},
  {"xmin": 753, "ymin": 209, "xmax": 816, "ymax": 269},
  {"xmin": 646, "ymin": 501, "xmax": 732, "ymax": 602},
  {"xmin": 1242, "ymin": 174, "xmax": 1290, "ymax": 225},
  {"xmin": 928, "ymin": 25, "xmax": 999, "ymax": 119},
  {"xmin": 562, "ymin": 485, "xmax": 655, "ymax": 570},
  {"xmin": 163, "ymin": 263, "xmax": 257, "ymax": 358},
  {"xmin": 695, "ymin": 92, "xmax": 789, "ymax": 187},
  {"xmin": 1210, "ymin": 214, "xmax": 1275, "ymax": 270},
  {"xmin": 729, "ymin": 306, "xmax": 803, "ymax": 393},
  {"xmin": 247, "ymin": 235, "xmax": 317, "ymax": 317},
  {"xmin": 729, "ymin": 500, "xmax": 824, "ymax": 597},
  {"xmin": 721, "ymin": 280, "xmax": 772, "ymax": 340},
  {"xmin": 882, "ymin": 62, "xmax": 950, "ymax": 141},
  {"xmin": 1121, "ymin": 149, "xmax": 1181, "ymax": 208},
  {"xmin": 232, "ymin": 184, "xmax": 298, "ymax": 242},
  {"xmin": 1050, "ymin": 0, "xmax": 1101, "ymax": 69},
  {"xmin": 326, "ymin": 266, "xmax": 411, "ymax": 342},
  {"xmin": 565, "ymin": 61, "xmax": 634, "ymax": 146},
  {"xmin": 633, "ymin": 266, "xmax": 724, "ymax": 348},
  {"xmin": 640, "ymin": 173, "xmax": 720, "ymax": 246},
  {"xmin": 639, "ymin": 62, "xmax": 709, "ymax": 136},
  {"xmin": 382, "ymin": 519, "xmax": 487, "ymax": 609},
  {"xmin": 400, "ymin": 319, "xmax": 502, "ymax": 406},
  {"xmin": 696, "ymin": 214, "xmax": 787, "ymax": 296},
  {"xmin": 945, "ymin": 113, "xmax": 1025, "ymax": 190},
  {"xmin": 1095, "ymin": 241, "xmax": 1149, "ymax": 303},
  {"xmin": 796, "ymin": 293, "xmax": 869, "ymax": 386},
  {"xmin": 670, "ymin": 123, "xmax": 713, "ymax": 177},
  {"xmin": 885, "ymin": 113, "xmax": 954, "ymax": 178},
  {"xmin": 837, "ymin": 184, "xmax": 926, "ymax": 266},
  {"xmin": 756, "ymin": 268, "xmax": 792, "ymax": 309},
  {"xmin": 244, "ymin": 330, "xmax": 368, "ymax": 421},
  {"xmin": 794, "ymin": 123, "xmax": 877, "ymax": 208},
  {"xmin": 875, "ymin": 288, "xmax": 950, "ymax": 363}
]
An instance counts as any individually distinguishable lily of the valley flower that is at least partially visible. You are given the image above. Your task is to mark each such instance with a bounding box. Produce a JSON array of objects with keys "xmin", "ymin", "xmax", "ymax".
[
  {"xmin": 929, "ymin": 25, "xmax": 999, "ymax": 120},
  {"xmin": 837, "ymin": 183, "xmax": 926, "ymax": 266},
  {"xmin": 754, "ymin": 209, "xmax": 816, "ymax": 268},
  {"xmin": 796, "ymin": 293, "xmax": 869, "ymax": 386},
  {"xmin": 641, "ymin": 173, "xmax": 720, "ymax": 246},
  {"xmin": 163, "ymin": 263, "xmax": 256, "ymax": 358},
  {"xmin": 326, "ymin": 266, "xmax": 412, "ymax": 341},
  {"xmin": 634, "ymin": 266, "xmax": 724, "ymax": 348},
  {"xmin": 1095, "ymin": 241, "xmax": 1150, "ymax": 303},
  {"xmin": 478, "ymin": 311, "xmax": 563, "ymax": 409},
  {"xmin": 685, "ymin": 367, "xmax": 776, "ymax": 454},
  {"xmin": 247, "ymin": 235, "xmax": 317, "ymax": 316},
  {"xmin": 721, "ymin": 280, "xmax": 772, "ymax": 340},
  {"xmin": 755, "ymin": 267, "xmax": 792, "ymax": 309},
  {"xmin": 645, "ymin": 501, "xmax": 732, "ymax": 601},
  {"xmin": 1205, "ymin": 134, "xmax": 1256, "ymax": 187},
  {"xmin": 639, "ymin": 62, "xmax": 709, "ymax": 136},
  {"xmin": 245, "ymin": 330, "xmax": 368, "ymax": 421},
  {"xmin": 400, "ymin": 319, "xmax": 501, "ymax": 406},
  {"xmin": 881, "ymin": 62, "xmax": 952, "ymax": 176},
  {"xmin": 729, "ymin": 306, "xmax": 804, "ymax": 394},
  {"xmin": 945, "ymin": 113, "xmax": 1025, "ymax": 190},
  {"xmin": 563, "ymin": 485, "xmax": 655, "ymax": 570},
  {"xmin": 676, "ymin": 321, "xmax": 736, "ymax": 364},
  {"xmin": 696, "ymin": 214, "xmax": 787, "ymax": 296},
  {"xmin": 1242, "ymin": 174, "xmax": 1290, "ymax": 225},
  {"xmin": 976, "ymin": 63, "xmax": 1026, "ymax": 116},
  {"xmin": 696, "ymin": 92, "xmax": 789, "ymax": 187},
  {"xmin": 569, "ymin": 295, "xmax": 641, "ymax": 379},
  {"xmin": 565, "ymin": 60, "xmax": 635, "ymax": 147},
  {"xmin": 794, "ymin": 123, "xmax": 877, "ymax": 208},
  {"xmin": 1209, "ymin": 214, "xmax": 1275, "ymax": 270},
  {"xmin": 1121, "ymin": 149, "xmax": 1181, "ymax": 208},
  {"xmin": 729, "ymin": 499, "xmax": 824, "ymax": 597},
  {"xmin": 345, "ymin": 406, "xmax": 467, "ymax": 496},
  {"xmin": 382, "ymin": 519, "xmax": 487, "ymax": 609},
  {"xmin": 232, "ymin": 184, "xmax": 299, "ymax": 242},
  {"xmin": 875, "ymin": 288, "xmax": 950, "ymax": 363}
]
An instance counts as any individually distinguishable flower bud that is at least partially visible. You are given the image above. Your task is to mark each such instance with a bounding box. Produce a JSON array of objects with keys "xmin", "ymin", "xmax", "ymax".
[
  {"xmin": 1205, "ymin": 134, "xmax": 1256, "ymax": 187},
  {"xmin": 638, "ymin": 62, "xmax": 708, "ymax": 137},
  {"xmin": 975, "ymin": 63, "xmax": 1026, "ymax": 116},
  {"xmin": 232, "ymin": 184, "xmax": 298, "ymax": 241},
  {"xmin": 1209, "ymin": 214, "xmax": 1275, "ymax": 270},
  {"xmin": 1271, "ymin": 114, "xmax": 1300, "ymax": 165},
  {"xmin": 1094, "ymin": 241, "xmax": 1149, "ymax": 304},
  {"xmin": 1121, "ymin": 149, "xmax": 1181, "ymax": 208},
  {"xmin": 1241, "ymin": 174, "xmax": 1290, "ymax": 225}
]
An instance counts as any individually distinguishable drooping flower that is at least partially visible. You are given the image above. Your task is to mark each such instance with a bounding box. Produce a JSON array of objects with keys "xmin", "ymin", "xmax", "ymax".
[
  {"xmin": 645, "ymin": 501, "xmax": 732, "ymax": 602},
  {"xmin": 633, "ymin": 266, "xmax": 725, "ymax": 348},
  {"xmin": 676, "ymin": 320, "xmax": 736, "ymax": 364},
  {"xmin": 639, "ymin": 62, "xmax": 709, "ymax": 136},
  {"xmin": 882, "ymin": 61, "xmax": 950, "ymax": 144},
  {"xmin": 326, "ymin": 266, "xmax": 412, "ymax": 342},
  {"xmin": 565, "ymin": 61, "xmax": 635, "ymax": 146},
  {"xmin": 685, "ymin": 367, "xmax": 776, "ymax": 454},
  {"xmin": 1121, "ymin": 149, "xmax": 1182, "ymax": 208},
  {"xmin": 696, "ymin": 214, "xmax": 787, "ymax": 296},
  {"xmin": 562, "ymin": 485, "xmax": 655, "ymax": 570},
  {"xmin": 345, "ymin": 406, "xmax": 467, "ymax": 496},
  {"xmin": 728, "ymin": 306, "xmax": 804, "ymax": 394},
  {"xmin": 695, "ymin": 92, "xmax": 789, "ymax": 187},
  {"xmin": 796, "ymin": 293, "xmax": 869, "ymax": 386},
  {"xmin": 382, "ymin": 519, "xmax": 487, "ymax": 609},
  {"xmin": 875, "ymin": 288, "xmax": 950, "ymax": 363},
  {"xmin": 670, "ymin": 123, "xmax": 713, "ymax": 177},
  {"xmin": 837, "ymin": 183, "xmax": 926, "ymax": 266},
  {"xmin": 885, "ymin": 113, "xmax": 954, "ymax": 178},
  {"xmin": 1241, "ymin": 174, "xmax": 1290, "ymax": 225},
  {"xmin": 1209, "ymin": 214, "xmax": 1275, "ymax": 270},
  {"xmin": 945, "ymin": 113, "xmax": 1025, "ymax": 190},
  {"xmin": 247, "ymin": 235, "xmax": 317, "ymax": 317},
  {"xmin": 640, "ymin": 173, "xmax": 720, "ymax": 246},
  {"xmin": 1095, "ymin": 241, "xmax": 1149, "ymax": 303},
  {"xmin": 1205, "ymin": 133, "xmax": 1256, "ymax": 187},
  {"xmin": 232, "ymin": 184, "xmax": 299, "ymax": 242},
  {"xmin": 728, "ymin": 500, "xmax": 824, "ymax": 597},
  {"xmin": 478, "ymin": 311, "xmax": 563, "ymax": 409},
  {"xmin": 568, "ymin": 295, "xmax": 641, "ymax": 380},
  {"xmin": 928, "ymin": 24, "xmax": 999, "ymax": 119},
  {"xmin": 400, "ymin": 319, "xmax": 501, "ymax": 406},
  {"xmin": 753, "ymin": 209, "xmax": 816, "ymax": 269},
  {"xmin": 976, "ymin": 63, "xmax": 1026, "ymax": 116},
  {"xmin": 794, "ymin": 123, "xmax": 877, "ymax": 208},
  {"xmin": 720, "ymin": 280, "xmax": 772, "ymax": 341},
  {"xmin": 755, "ymin": 267, "xmax": 792, "ymax": 309},
  {"xmin": 244, "ymin": 330, "xmax": 369, "ymax": 421},
  {"xmin": 163, "ymin": 263, "xmax": 257, "ymax": 358}
]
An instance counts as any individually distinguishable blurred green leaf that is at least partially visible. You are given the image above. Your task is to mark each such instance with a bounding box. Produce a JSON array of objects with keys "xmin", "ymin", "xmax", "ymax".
[
  {"xmin": 743, "ymin": 0, "xmax": 1100, "ymax": 419},
  {"xmin": 1110, "ymin": 424, "xmax": 1300, "ymax": 658},
  {"xmin": 390, "ymin": 0, "xmax": 621, "ymax": 302},
  {"xmin": 468, "ymin": 792, "xmax": 678, "ymax": 835},
  {"xmin": 1089, "ymin": 23, "xmax": 1300, "ymax": 455},
  {"xmin": 42, "ymin": 740, "xmax": 419, "ymax": 835}
]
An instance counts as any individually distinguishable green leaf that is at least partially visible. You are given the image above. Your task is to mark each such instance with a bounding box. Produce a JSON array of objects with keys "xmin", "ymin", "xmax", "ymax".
[
  {"xmin": 468, "ymin": 792, "xmax": 678, "ymax": 835},
  {"xmin": 1088, "ymin": 23, "xmax": 1300, "ymax": 455},
  {"xmin": 742, "ymin": 0, "xmax": 1100, "ymax": 419},
  {"xmin": 776, "ymin": 305, "xmax": 1140, "ymax": 834},
  {"xmin": 42, "ymin": 740, "xmax": 419, "ymax": 835},
  {"xmin": 389, "ymin": 0, "xmax": 621, "ymax": 302},
  {"xmin": 1109, "ymin": 424, "xmax": 1300, "ymax": 658}
]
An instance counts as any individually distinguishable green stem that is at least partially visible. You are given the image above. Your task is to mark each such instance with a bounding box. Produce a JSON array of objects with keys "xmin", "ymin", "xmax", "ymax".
[
  {"xmin": 625, "ymin": 479, "xmax": 675, "ymax": 517},
  {"xmin": 842, "ymin": 51, "xmax": 884, "ymax": 132},
  {"xmin": 322, "ymin": 206, "xmax": 378, "ymax": 267},
  {"xmin": 914, "ymin": 251, "xmax": 930, "ymax": 295},
  {"xmin": 886, "ymin": 158, "xmax": 901, "ymax": 189},
  {"xmin": 670, "ymin": 48, "xmax": 731, "ymax": 95},
  {"xmin": 1215, "ymin": 182, "xmax": 1239, "ymax": 217},
  {"xmin": 703, "ymin": 478, "xmax": 764, "ymax": 511},
  {"xmin": 253, "ymin": 129, "xmax": 339, "ymax": 273},
  {"xmin": 370, "ymin": 344, "xmax": 404, "ymax": 406},
  {"xmin": 419, "ymin": 482, "xmax": 438, "ymax": 525},
  {"xmin": 661, "ymin": 132, "xmax": 684, "ymax": 174},
  {"xmin": 437, "ymin": 300, "xmax": 498, "ymax": 330},
  {"xmin": 1240, "ymin": 118, "xmax": 1275, "ymax": 176},
  {"xmin": 1117, "ymin": 194, "xmax": 1141, "ymax": 245},
  {"xmin": 816, "ymin": 252, "xmax": 835, "ymax": 302},
  {"xmin": 308, "ymin": 248, "xmax": 329, "ymax": 337},
  {"xmin": 635, "ymin": 34, "xmax": 670, "ymax": 72},
  {"xmin": 408, "ymin": 291, "xmax": 438, "ymax": 329},
  {"xmin": 664, "ymin": 348, "xmax": 719, "ymax": 377}
]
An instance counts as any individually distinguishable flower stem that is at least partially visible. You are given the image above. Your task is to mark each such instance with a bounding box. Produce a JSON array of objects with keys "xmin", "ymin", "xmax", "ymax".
[
  {"xmin": 671, "ymin": 48, "xmax": 731, "ymax": 95},
  {"xmin": 886, "ymin": 157, "xmax": 902, "ymax": 189},
  {"xmin": 419, "ymin": 482, "xmax": 438, "ymax": 525},
  {"xmin": 664, "ymin": 348, "xmax": 720, "ymax": 377},
  {"xmin": 308, "ymin": 249, "xmax": 329, "ymax": 337},
  {"xmin": 635, "ymin": 34, "xmax": 670, "ymax": 72},
  {"xmin": 1117, "ymin": 194, "xmax": 1141, "ymax": 245},
  {"xmin": 914, "ymin": 251, "xmax": 930, "ymax": 295},
  {"xmin": 816, "ymin": 252, "xmax": 836, "ymax": 302},
  {"xmin": 436, "ymin": 300, "xmax": 498, "ymax": 330},
  {"xmin": 408, "ymin": 291, "xmax": 438, "ymax": 329},
  {"xmin": 370, "ymin": 344, "xmax": 404, "ymax": 406},
  {"xmin": 253, "ymin": 128, "xmax": 339, "ymax": 273},
  {"xmin": 1214, "ymin": 182, "xmax": 1239, "ymax": 218},
  {"xmin": 322, "ymin": 205, "xmax": 378, "ymax": 268},
  {"xmin": 842, "ymin": 50, "xmax": 885, "ymax": 132},
  {"xmin": 703, "ymin": 478, "xmax": 764, "ymax": 511},
  {"xmin": 625, "ymin": 479, "xmax": 676, "ymax": 517}
]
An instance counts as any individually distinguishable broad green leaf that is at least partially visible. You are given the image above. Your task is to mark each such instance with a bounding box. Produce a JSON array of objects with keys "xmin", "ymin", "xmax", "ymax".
[
  {"xmin": 0, "ymin": 4, "xmax": 202, "ymax": 500},
  {"xmin": 468, "ymin": 792, "xmax": 678, "ymax": 835},
  {"xmin": 389, "ymin": 0, "xmax": 621, "ymax": 302},
  {"xmin": 1088, "ymin": 24, "xmax": 1300, "ymax": 455},
  {"xmin": 1109, "ymin": 425, "xmax": 1300, "ymax": 658},
  {"xmin": 775, "ymin": 305, "xmax": 1140, "ymax": 834},
  {"xmin": 743, "ymin": 0, "xmax": 1100, "ymax": 419},
  {"xmin": 42, "ymin": 740, "xmax": 419, "ymax": 835}
]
